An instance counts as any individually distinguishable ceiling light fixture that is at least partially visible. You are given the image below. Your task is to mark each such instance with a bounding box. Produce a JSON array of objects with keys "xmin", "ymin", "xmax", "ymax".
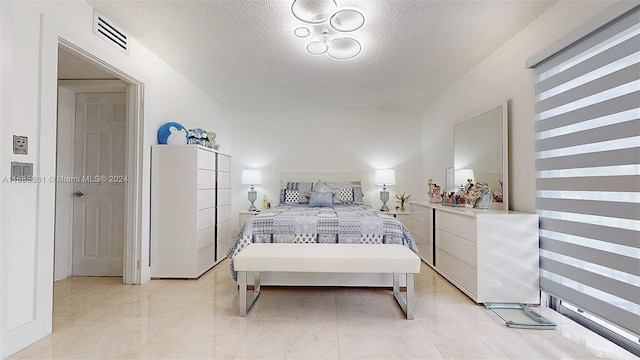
[{"xmin": 290, "ymin": 0, "xmax": 366, "ymax": 60}]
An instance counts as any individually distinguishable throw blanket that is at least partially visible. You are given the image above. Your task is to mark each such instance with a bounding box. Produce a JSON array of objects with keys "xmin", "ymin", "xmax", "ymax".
[{"xmin": 227, "ymin": 204, "xmax": 418, "ymax": 279}]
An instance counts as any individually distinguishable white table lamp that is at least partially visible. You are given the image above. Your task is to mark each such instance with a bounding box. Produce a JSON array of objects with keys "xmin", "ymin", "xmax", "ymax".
[
  {"xmin": 241, "ymin": 170, "xmax": 262, "ymax": 211},
  {"xmin": 375, "ymin": 169, "xmax": 396, "ymax": 211}
]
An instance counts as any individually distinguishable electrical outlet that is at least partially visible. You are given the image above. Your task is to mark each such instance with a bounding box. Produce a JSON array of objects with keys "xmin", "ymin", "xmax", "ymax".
[{"xmin": 13, "ymin": 135, "xmax": 28, "ymax": 155}]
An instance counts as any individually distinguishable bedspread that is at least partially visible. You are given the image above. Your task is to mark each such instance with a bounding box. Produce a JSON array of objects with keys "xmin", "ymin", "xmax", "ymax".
[{"xmin": 227, "ymin": 204, "xmax": 418, "ymax": 279}]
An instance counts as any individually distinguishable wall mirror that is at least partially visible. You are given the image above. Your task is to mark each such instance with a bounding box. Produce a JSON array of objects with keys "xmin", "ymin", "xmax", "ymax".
[{"xmin": 450, "ymin": 101, "xmax": 508, "ymax": 210}]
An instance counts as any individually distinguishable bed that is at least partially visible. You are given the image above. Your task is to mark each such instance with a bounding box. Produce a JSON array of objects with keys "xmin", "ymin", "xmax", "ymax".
[{"xmin": 227, "ymin": 172, "xmax": 418, "ymax": 286}]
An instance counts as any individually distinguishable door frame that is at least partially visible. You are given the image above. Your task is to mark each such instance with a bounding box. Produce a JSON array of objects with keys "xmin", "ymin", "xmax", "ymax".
[
  {"xmin": 6, "ymin": 17, "xmax": 145, "ymax": 356},
  {"xmin": 57, "ymin": 40, "xmax": 144, "ymax": 285},
  {"xmin": 56, "ymin": 80, "xmax": 127, "ymax": 280}
]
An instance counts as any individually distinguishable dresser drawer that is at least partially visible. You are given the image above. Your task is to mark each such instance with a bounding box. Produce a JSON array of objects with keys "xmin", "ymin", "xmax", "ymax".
[
  {"xmin": 216, "ymin": 204, "xmax": 230, "ymax": 223},
  {"xmin": 197, "ymin": 226, "xmax": 214, "ymax": 251},
  {"xmin": 415, "ymin": 237, "xmax": 433, "ymax": 264},
  {"xmin": 197, "ymin": 245, "xmax": 214, "ymax": 272},
  {"xmin": 197, "ymin": 189, "xmax": 216, "ymax": 210},
  {"xmin": 217, "ymin": 188, "xmax": 230, "ymax": 206},
  {"xmin": 436, "ymin": 228, "xmax": 477, "ymax": 269},
  {"xmin": 197, "ymin": 208, "xmax": 215, "ymax": 230},
  {"xmin": 436, "ymin": 248, "xmax": 477, "ymax": 296},
  {"xmin": 198, "ymin": 150, "xmax": 216, "ymax": 170},
  {"xmin": 437, "ymin": 210, "xmax": 476, "ymax": 241},
  {"xmin": 217, "ymin": 171, "xmax": 230, "ymax": 189},
  {"xmin": 411, "ymin": 219, "xmax": 429, "ymax": 241},
  {"xmin": 410, "ymin": 204, "xmax": 433, "ymax": 225},
  {"xmin": 217, "ymin": 154, "xmax": 231, "ymax": 172},
  {"xmin": 197, "ymin": 169, "xmax": 215, "ymax": 189}
]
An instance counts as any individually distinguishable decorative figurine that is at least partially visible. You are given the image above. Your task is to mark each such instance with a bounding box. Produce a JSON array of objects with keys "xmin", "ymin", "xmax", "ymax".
[
  {"xmin": 464, "ymin": 180, "xmax": 493, "ymax": 209},
  {"xmin": 429, "ymin": 182, "xmax": 442, "ymax": 203}
]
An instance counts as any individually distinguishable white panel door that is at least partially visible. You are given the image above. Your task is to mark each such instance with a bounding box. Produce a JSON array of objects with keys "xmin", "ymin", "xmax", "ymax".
[{"xmin": 72, "ymin": 93, "xmax": 126, "ymax": 276}]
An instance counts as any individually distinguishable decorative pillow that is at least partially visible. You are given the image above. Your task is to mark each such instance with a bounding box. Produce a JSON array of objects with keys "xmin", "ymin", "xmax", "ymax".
[
  {"xmin": 279, "ymin": 188, "xmax": 287, "ymax": 203},
  {"xmin": 324, "ymin": 180, "xmax": 364, "ymax": 203},
  {"xmin": 285, "ymin": 189, "xmax": 300, "ymax": 203},
  {"xmin": 338, "ymin": 188, "xmax": 354, "ymax": 203},
  {"xmin": 308, "ymin": 191, "xmax": 334, "ymax": 207},
  {"xmin": 157, "ymin": 122, "xmax": 187, "ymax": 145},
  {"xmin": 286, "ymin": 182, "xmax": 313, "ymax": 203},
  {"xmin": 353, "ymin": 186, "xmax": 364, "ymax": 203},
  {"xmin": 313, "ymin": 180, "xmax": 341, "ymax": 203}
]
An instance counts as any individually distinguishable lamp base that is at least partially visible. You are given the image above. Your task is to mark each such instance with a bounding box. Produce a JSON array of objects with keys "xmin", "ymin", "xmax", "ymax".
[
  {"xmin": 248, "ymin": 189, "xmax": 257, "ymax": 212},
  {"xmin": 379, "ymin": 188, "xmax": 390, "ymax": 212}
]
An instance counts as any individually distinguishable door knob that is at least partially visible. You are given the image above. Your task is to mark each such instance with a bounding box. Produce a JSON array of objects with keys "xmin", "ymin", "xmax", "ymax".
[{"xmin": 73, "ymin": 191, "xmax": 84, "ymax": 197}]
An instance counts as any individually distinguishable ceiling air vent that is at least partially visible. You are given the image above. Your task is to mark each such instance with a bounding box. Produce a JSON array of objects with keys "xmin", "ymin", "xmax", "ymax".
[{"xmin": 93, "ymin": 10, "xmax": 129, "ymax": 55}]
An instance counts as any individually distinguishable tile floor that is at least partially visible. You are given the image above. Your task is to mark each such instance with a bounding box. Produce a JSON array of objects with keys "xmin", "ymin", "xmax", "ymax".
[{"xmin": 10, "ymin": 260, "xmax": 637, "ymax": 359}]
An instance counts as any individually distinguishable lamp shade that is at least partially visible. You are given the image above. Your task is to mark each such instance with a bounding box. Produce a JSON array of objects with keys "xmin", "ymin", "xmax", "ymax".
[
  {"xmin": 241, "ymin": 170, "xmax": 262, "ymax": 185},
  {"xmin": 374, "ymin": 169, "xmax": 396, "ymax": 185},
  {"xmin": 454, "ymin": 168, "xmax": 475, "ymax": 187}
]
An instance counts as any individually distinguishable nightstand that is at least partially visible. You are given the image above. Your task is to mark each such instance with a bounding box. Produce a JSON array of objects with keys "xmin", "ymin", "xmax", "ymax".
[
  {"xmin": 387, "ymin": 210, "xmax": 411, "ymax": 232},
  {"xmin": 239, "ymin": 211, "xmax": 260, "ymax": 230}
]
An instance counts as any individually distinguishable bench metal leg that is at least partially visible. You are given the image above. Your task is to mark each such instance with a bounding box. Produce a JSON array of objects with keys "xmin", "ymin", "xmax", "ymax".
[
  {"xmin": 393, "ymin": 273, "xmax": 415, "ymax": 320},
  {"xmin": 239, "ymin": 271, "xmax": 261, "ymax": 316}
]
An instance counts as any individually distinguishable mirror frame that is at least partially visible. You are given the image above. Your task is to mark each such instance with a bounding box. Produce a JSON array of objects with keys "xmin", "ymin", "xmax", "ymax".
[{"xmin": 451, "ymin": 100, "xmax": 509, "ymax": 210}]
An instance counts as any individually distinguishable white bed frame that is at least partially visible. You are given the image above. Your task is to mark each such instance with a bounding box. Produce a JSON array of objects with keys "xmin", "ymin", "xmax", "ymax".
[{"xmin": 257, "ymin": 171, "xmax": 407, "ymax": 287}]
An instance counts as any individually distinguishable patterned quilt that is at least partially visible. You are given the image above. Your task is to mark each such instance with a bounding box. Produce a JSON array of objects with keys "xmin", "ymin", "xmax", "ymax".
[{"xmin": 227, "ymin": 204, "xmax": 418, "ymax": 279}]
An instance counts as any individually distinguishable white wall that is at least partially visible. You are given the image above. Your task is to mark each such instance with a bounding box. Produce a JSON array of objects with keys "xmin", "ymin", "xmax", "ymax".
[
  {"xmin": 420, "ymin": 0, "xmax": 621, "ymax": 213},
  {"xmin": 0, "ymin": 0, "xmax": 231, "ymax": 356},
  {"xmin": 229, "ymin": 109, "xmax": 423, "ymax": 233}
]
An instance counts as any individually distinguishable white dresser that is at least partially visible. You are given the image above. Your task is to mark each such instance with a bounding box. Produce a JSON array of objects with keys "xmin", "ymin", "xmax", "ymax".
[
  {"xmin": 410, "ymin": 201, "xmax": 539, "ymax": 304},
  {"xmin": 151, "ymin": 145, "xmax": 230, "ymax": 278}
]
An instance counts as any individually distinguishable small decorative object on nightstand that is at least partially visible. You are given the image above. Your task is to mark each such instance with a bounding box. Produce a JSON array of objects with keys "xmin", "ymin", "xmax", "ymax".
[
  {"xmin": 395, "ymin": 192, "xmax": 411, "ymax": 211},
  {"xmin": 241, "ymin": 170, "xmax": 262, "ymax": 211},
  {"xmin": 375, "ymin": 169, "xmax": 396, "ymax": 212}
]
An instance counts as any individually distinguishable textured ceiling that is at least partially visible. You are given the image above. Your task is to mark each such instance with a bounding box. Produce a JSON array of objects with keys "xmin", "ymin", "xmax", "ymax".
[{"xmin": 86, "ymin": 0, "xmax": 555, "ymax": 112}]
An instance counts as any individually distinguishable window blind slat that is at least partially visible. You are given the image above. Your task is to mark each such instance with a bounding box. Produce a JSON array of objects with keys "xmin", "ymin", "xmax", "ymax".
[
  {"xmin": 537, "ymin": 176, "xmax": 640, "ymax": 192},
  {"xmin": 536, "ymin": 147, "xmax": 640, "ymax": 170},
  {"xmin": 540, "ymin": 277, "xmax": 640, "ymax": 335},
  {"xmin": 537, "ymin": 198, "xmax": 640, "ymax": 220},
  {"xmin": 536, "ymin": 34, "xmax": 640, "ymax": 94},
  {"xmin": 537, "ymin": 119, "xmax": 640, "ymax": 151},
  {"xmin": 540, "ymin": 237, "xmax": 640, "ymax": 277},
  {"xmin": 536, "ymin": 64, "xmax": 640, "ymax": 115},
  {"xmin": 540, "ymin": 257, "xmax": 639, "ymax": 304},
  {"xmin": 536, "ymin": 92, "xmax": 640, "ymax": 132},
  {"xmin": 539, "ymin": 217, "xmax": 639, "ymax": 249}
]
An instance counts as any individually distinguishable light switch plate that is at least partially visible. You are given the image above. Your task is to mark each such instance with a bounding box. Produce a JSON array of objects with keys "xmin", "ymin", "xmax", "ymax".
[
  {"xmin": 13, "ymin": 135, "xmax": 28, "ymax": 155},
  {"xmin": 11, "ymin": 161, "xmax": 33, "ymax": 181}
]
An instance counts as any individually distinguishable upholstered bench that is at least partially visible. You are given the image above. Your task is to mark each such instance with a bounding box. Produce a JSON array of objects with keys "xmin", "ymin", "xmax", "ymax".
[{"xmin": 234, "ymin": 243, "xmax": 421, "ymax": 319}]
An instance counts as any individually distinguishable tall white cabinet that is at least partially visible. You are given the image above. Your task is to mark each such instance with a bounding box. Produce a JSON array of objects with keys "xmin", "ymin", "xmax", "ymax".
[
  {"xmin": 410, "ymin": 201, "xmax": 539, "ymax": 304},
  {"xmin": 151, "ymin": 145, "xmax": 231, "ymax": 278}
]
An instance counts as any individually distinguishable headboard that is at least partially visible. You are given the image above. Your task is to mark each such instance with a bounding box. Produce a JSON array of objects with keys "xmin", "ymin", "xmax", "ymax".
[{"xmin": 280, "ymin": 171, "xmax": 370, "ymax": 204}]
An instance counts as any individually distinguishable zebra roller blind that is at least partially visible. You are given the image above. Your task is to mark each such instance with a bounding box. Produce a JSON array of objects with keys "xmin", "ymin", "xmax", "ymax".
[{"xmin": 534, "ymin": 6, "xmax": 639, "ymax": 336}]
